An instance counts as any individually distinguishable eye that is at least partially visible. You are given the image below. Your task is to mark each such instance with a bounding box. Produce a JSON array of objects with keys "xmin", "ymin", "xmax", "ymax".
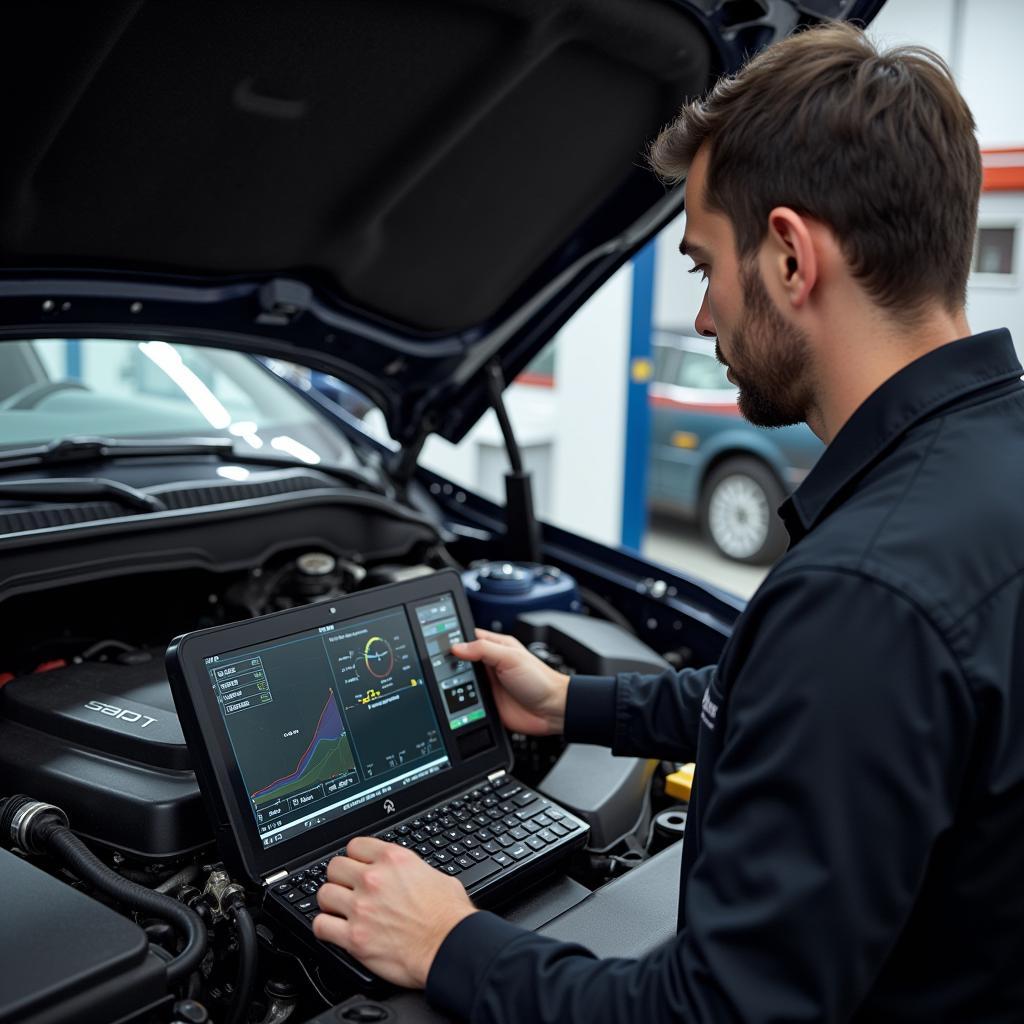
[{"xmin": 688, "ymin": 264, "xmax": 709, "ymax": 283}]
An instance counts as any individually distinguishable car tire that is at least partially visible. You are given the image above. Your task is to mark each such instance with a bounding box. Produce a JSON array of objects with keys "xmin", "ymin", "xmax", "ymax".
[{"xmin": 699, "ymin": 457, "xmax": 788, "ymax": 565}]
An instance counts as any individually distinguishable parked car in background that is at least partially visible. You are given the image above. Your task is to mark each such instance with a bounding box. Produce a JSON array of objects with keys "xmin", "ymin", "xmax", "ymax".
[{"xmin": 648, "ymin": 329, "xmax": 824, "ymax": 564}]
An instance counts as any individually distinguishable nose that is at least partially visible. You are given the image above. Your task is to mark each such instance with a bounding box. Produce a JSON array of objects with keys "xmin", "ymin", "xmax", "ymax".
[{"xmin": 694, "ymin": 288, "xmax": 716, "ymax": 338}]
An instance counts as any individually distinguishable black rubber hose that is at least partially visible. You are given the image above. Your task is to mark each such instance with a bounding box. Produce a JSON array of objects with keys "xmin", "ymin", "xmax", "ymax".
[
  {"xmin": 155, "ymin": 862, "xmax": 201, "ymax": 895},
  {"xmin": 39, "ymin": 822, "xmax": 207, "ymax": 986},
  {"xmin": 225, "ymin": 904, "xmax": 258, "ymax": 1024}
]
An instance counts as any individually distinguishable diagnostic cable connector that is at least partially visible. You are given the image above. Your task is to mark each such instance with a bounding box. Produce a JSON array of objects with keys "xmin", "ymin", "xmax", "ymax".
[{"xmin": 0, "ymin": 794, "xmax": 68, "ymax": 854}]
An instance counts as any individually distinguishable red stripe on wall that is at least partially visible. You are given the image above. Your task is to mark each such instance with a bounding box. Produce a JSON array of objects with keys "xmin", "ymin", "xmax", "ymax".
[
  {"xmin": 649, "ymin": 393, "xmax": 738, "ymax": 416},
  {"xmin": 515, "ymin": 372, "xmax": 555, "ymax": 388},
  {"xmin": 982, "ymin": 148, "xmax": 1024, "ymax": 192},
  {"xmin": 983, "ymin": 166, "xmax": 1024, "ymax": 191}
]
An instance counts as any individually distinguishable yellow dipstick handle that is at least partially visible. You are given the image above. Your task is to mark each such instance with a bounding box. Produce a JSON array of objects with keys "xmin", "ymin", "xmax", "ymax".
[{"xmin": 665, "ymin": 763, "xmax": 695, "ymax": 802}]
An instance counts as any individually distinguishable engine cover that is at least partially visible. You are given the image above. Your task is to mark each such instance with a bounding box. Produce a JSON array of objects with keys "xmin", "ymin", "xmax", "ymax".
[
  {"xmin": 0, "ymin": 849, "xmax": 168, "ymax": 1023},
  {"xmin": 0, "ymin": 658, "xmax": 207, "ymax": 859}
]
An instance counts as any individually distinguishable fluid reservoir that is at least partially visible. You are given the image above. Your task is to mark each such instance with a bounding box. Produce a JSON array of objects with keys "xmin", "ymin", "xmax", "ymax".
[{"xmin": 462, "ymin": 561, "xmax": 582, "ymax": 632}]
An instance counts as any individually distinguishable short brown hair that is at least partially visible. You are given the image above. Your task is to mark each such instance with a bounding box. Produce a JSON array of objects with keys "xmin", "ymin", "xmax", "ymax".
[{"xmin": 650, "ymin": 22, "xmax": 981, "ymax": 318}]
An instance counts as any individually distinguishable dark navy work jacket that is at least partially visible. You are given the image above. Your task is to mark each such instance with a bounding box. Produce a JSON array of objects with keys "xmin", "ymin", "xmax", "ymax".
[{"xmin": 427, "ymin": 329, "xmax": 1024, "ymax": 1023}]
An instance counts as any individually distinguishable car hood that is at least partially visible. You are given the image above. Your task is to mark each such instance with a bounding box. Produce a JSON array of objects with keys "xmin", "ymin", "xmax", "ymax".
[{"xmin": 0, "ymin": 0, "xmax": 883, "ymax": 446}]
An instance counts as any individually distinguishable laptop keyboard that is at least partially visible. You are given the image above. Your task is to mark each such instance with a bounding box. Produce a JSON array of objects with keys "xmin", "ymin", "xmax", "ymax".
[{"xmin": 268, "ymin": 777, "xmax": 584, "ymax": 923}]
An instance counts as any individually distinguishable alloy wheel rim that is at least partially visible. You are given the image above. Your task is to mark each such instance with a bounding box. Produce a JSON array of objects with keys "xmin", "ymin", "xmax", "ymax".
[{"xmin": 708, "ymin": 474, "xmax": 770, "ymax": 559}]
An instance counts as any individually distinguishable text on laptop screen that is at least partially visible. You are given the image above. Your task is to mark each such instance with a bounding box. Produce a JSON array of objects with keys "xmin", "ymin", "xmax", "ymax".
[{"xmin": 205, "ymin": 595, "xmax": 478, "ymax": 849}]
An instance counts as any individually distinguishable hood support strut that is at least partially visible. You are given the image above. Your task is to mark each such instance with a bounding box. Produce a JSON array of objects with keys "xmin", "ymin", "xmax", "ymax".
[{"xmin": 485, "ymin": 362, "xmax": 542, "ymax": 565}]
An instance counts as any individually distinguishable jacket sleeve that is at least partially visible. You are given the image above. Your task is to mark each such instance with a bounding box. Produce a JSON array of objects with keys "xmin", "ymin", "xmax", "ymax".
[
  {"xmin": 426, "ymin": 569, "xmax": 974, "ymax": 1023},
  {"xmin": 563, "ymin": 663, "xmax": 715, "ymax": 762}
]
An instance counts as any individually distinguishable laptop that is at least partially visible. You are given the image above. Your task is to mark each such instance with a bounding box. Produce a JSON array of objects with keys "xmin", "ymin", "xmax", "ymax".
[{"xmin": 166, "ymin": 568, "xmax": 589, "ymax": 985}]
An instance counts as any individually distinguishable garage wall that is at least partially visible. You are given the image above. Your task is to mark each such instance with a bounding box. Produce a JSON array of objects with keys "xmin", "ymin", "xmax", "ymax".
[
  {"xmin": 870, "ymin": 0, "xmax": 1024, "ymax": 345},
  {"xmin": 653, "ymin": 210, "xmax": 702, "ymax": 334}
]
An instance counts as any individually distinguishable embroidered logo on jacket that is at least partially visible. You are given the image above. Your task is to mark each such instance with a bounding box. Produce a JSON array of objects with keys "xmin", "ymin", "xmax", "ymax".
[{"xmin": 701, "ymin": 688, "xmax": 719, "ymax": 731}]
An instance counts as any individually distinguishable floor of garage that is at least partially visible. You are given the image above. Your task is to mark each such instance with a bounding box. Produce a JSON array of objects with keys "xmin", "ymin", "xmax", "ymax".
[{"xmin": 642, "ymin": 513, "xmax": 770, "ymax": 601}]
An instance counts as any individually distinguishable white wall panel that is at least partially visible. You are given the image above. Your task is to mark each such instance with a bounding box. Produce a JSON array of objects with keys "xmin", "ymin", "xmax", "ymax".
[
  {"xmin": 549, "ymin": 262, "xmax": 633, "ymax": 546},
  {"xmin": 868, "ymin": 0, "xmax": 959, "ymax": 68},
  {"xmin": 956, "ymin": 0, "xmax": 1024, "ymax": 147}
]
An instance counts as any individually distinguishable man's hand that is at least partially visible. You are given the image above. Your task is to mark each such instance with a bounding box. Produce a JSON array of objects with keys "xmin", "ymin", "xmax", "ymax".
[
  {"xmin": 313, "ymin": 837, "xmax": 476, "ymax": 988},
  {"xmin": 451, "ymin": 628, "xmax": 570, "ymax": 735}
]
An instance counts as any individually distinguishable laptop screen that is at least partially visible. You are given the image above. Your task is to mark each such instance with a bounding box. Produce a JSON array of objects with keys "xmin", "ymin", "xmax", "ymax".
[
  {"xmin": 169, "ymin": 572, "xmax": 508, "ymax": 882},
  {"xmin": 209, "ymin": 599, "xmax": 461, "ymax": 850}
]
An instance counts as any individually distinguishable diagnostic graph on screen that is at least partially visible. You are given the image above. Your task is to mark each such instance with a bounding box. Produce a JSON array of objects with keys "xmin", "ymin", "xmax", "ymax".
[{"xmin": 249, "ymin": 689, "xmax": 357, "ymax": 812}]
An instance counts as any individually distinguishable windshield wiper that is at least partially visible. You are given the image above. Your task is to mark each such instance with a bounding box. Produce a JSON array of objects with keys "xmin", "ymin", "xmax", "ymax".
[
  {"xmin": 0, "ymin": 436, "xmax": 234, "ymax": 472},
  {"xmin": 0, "ymin": 435, "xmax": 390, "ymax": 496},
  {"xmin": 0, "ymin": 477, "xmax": 165, "ymax": 513}
]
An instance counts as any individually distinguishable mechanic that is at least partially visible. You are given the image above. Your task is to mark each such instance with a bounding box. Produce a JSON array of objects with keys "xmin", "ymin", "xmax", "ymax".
[{"xmin": 313, "ymin": 22, "xmax": 1024, "ymax": 1022}]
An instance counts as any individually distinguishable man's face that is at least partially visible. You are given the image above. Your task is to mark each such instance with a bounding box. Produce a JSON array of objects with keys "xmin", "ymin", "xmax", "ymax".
[{"xmin": 681, "ymin": 146, "xmax": 814, "ymax": 428}]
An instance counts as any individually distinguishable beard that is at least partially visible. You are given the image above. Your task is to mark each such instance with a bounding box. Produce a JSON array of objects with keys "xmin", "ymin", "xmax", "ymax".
[{"xmin": 716, "ymin": 261, "xmax": 814, "ymax": 428}]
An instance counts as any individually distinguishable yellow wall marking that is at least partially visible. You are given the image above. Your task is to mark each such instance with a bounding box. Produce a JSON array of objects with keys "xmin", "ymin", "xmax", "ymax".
[{"xmin": 630, "ymin": 357, "xmax": 654, "ymax": 383}]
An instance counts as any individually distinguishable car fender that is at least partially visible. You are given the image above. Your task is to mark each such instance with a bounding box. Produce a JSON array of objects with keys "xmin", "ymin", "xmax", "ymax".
[{"xmin": 696, "ymin": 429, "xmax": 789, "ymax": 496}]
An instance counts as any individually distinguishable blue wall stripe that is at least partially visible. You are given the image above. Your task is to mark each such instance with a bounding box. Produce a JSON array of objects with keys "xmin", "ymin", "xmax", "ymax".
[{"xmin": 621, "ymin": 241, "xmax": 655, "ymax": 550}]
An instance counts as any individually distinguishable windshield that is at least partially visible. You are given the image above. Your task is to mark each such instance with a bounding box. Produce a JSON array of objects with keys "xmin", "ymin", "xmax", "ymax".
[{"xmin": 0, "ymin": 338, "xmax": 355, "ymax": 467}]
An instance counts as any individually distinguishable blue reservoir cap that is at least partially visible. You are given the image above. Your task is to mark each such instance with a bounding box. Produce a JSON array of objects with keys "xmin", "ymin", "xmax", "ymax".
[{"xmin": 476, "ymin": 562, "xmax": 534, "ymax": 594}]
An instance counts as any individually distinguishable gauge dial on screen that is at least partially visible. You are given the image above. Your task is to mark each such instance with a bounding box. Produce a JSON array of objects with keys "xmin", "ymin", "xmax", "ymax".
[{"xmin": 363, "ymin": 636, "xmax": 395, "ymax": 679}]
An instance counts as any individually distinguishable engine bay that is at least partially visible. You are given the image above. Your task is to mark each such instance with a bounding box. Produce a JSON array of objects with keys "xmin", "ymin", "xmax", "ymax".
[{"xmin": 0, "ymin": 468, "xmax": 718, "ymax": 1024}]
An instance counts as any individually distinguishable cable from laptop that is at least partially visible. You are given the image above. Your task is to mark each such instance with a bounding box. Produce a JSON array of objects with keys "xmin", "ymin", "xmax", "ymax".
[
  {"xmin": 273, "ymin": 944, "xmax": 335, "ymax": 1007},
  {"xmin": 0, "ymin": 794, "xmax": 207, "ymax": 987}
]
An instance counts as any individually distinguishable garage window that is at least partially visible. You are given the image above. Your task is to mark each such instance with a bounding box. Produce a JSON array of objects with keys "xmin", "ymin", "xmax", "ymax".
[{"xmin": 973, "ymin": 226, "xmax": 1016, "ymax": 276}]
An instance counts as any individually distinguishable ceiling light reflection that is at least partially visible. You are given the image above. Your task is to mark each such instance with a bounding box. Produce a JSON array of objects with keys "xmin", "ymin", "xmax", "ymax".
[
  {"xmin": 138, "ymin": 341, "xmax": 231, "ymax": 430},
  {"xmin": 270, "ymin": 435, "xmax": 321, "ymax": 465},
  {"xmin": 229, "ymin": 421, "xmax": 264, "ymax": 449}
]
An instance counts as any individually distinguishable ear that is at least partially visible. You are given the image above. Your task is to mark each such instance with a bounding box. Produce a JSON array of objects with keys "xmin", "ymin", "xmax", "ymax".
[{"xmin": 764, "ymin": 207, "xmax": 817, "ymax": 309}]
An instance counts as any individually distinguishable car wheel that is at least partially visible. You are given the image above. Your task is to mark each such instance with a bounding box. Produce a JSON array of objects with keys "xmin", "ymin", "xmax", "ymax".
[{"xmin": 700, "ymin": 457, "xmax": 788, "ymax": 565}]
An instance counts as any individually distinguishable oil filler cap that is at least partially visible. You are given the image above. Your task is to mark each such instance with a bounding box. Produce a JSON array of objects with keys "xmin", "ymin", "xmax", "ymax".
[{"xmin": 477, "ymin": 562, "xmax": 533, "ymax": 594}]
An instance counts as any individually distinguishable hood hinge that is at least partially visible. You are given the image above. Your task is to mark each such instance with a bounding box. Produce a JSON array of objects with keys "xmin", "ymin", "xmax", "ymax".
[{"xmin": 257, "ymin": 279, "xmax": 312, "ymax": 326}]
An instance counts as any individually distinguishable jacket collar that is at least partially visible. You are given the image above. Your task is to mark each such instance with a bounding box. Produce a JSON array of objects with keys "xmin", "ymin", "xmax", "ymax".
[{"xmin": 779, "ymin": 329, "xmax": 1021, "ymax": 545}]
